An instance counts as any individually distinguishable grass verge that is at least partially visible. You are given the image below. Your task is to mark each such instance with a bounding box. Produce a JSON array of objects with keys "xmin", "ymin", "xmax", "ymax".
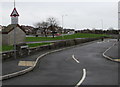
[
  {"xmin": 26, "ymin": 33, "xmax": 108, "ymax": 42},
  {"xmin": 0, "ymin": 45, "xmax": 13, "ymax": 52},
  {"xmin": 27, "ymin": 42, "xmax": 52, "ymax": 48},
  {"xmin": 1, "ymin": 42, "xmax": 52, "ymax": 52}
]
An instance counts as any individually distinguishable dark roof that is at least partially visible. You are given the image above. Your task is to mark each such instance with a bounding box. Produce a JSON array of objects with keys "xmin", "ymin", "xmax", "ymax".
[{"xmin": 1, "ymin": 24, "xmax": 26, "ymax": 34}]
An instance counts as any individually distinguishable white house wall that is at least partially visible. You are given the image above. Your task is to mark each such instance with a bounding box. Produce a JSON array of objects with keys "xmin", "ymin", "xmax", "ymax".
[
  {"xmin": 8, "ymin": 27, "xmax": 26, "ymax": 45},
  {"xmin": 2, "ymin": 34, "xmax": 9, "ymax": 45}
]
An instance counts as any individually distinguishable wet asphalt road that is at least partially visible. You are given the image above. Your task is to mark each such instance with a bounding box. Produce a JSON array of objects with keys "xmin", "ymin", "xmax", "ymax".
[
  {"xmin": 105, "ymin": 42, "xmax": 118, "ymax": 59},
  {"xmin": 2, "ymin": 39, "xmax": 119, "ymax": 86}
]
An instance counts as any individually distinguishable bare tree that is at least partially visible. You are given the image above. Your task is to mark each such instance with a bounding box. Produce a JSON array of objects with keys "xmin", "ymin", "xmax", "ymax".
[
  {"xmin": 40, "ymin": 21, "xmax": 49, "ymax": 37},
  {"xmin": 34, "ymin": 21, "xmax": 49, "ymax": 37},
  {"xmin": 33, "ymin": 22, "xmax": 41, "ymax": 37},
  {"xmin": 47, "ymin": 17, "xmax": 59, "ymax": 38},
  {"xmin": 34, "ymin": 17, "xmax": 60, "ymax": 38},
  {"xmin": 34, "ymin": 22, "xmax": 41, "ymax": 28}
]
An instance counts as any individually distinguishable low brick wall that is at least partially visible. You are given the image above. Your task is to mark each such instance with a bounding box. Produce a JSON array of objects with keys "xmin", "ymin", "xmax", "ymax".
[{"xmin": 1, "ymin": 37, "xmax": 103, "ymax": 61}]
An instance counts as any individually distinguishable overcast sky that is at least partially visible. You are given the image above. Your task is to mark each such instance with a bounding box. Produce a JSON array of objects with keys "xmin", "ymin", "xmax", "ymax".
[{"xmin": 1, "ymin": 0, "xmax": 119, "ymax": 30}]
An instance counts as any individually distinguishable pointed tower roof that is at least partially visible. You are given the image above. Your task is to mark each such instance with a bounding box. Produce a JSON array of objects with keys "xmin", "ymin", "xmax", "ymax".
[{"xmin": 10, "ymin": 8, "xmax": 19, "ymax": 17}]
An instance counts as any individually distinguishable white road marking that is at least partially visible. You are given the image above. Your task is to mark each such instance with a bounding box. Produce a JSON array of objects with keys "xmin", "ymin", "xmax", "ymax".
[
  {"xmin": 72, "ymin": 55, "xmax": 80, "ymax": 63},
  {"xmin": 97, "ymin": 40, "xmax": 107, "ymax": 43},
  {"xmin": 75, "ymin": 69, "xmax": 87, "ymax": 87},
  {"xmin": 103, "ymin": 42, "xmax": 119, "ymax": 62}
]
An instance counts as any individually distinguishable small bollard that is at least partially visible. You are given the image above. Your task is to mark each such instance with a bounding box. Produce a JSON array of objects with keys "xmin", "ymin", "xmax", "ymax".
[
  {"xmin": 117, "ymin": 38, "xmax": 119, "ymax": 41},
  {"xmin": 101, "ymin": 37, "xmax": 104, "ymax": 41}
]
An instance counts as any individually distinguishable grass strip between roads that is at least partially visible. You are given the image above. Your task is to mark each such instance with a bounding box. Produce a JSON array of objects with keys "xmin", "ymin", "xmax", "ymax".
[{"xmin": 26, "ymin": 33, "xmax": 108, "ymax": 42}]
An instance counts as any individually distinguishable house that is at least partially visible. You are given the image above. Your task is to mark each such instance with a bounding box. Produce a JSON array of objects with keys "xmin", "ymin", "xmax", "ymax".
[
  {"xmin": 1, "ymin": 24, "xmax": 26, "ymax": 45},
  {"xmin": 21, "ymin": 25, "xmax": 34, "ymax": 35},
  {"xmin": 1, "ymin": 6, "xmax": 26, "ymax": 45}
]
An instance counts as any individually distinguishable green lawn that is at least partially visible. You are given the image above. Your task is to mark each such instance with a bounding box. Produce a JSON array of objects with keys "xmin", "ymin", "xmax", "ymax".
[
  {"xmin": 27, "ymin": 42, "xmax": 52, "ymax": 47},
  {"xmin": 26, "ymin": 33, "xmax": 108, "ymax": 42},
  {"xmin": 0, "ymin": 45, "xmax": 13, "ymax": 52},
  {"xmin": 1, "ymin": 33, "xmax": 108, "ymax": 52},
  {"xmin": 1, "ymin": 42, "xmax": 52, "ymax": 52}
]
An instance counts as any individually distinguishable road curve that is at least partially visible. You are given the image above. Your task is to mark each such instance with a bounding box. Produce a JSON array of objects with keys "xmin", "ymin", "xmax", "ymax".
[{"xmin": 3, "ymin": 39, "xmax": 118, "ymax": 85}]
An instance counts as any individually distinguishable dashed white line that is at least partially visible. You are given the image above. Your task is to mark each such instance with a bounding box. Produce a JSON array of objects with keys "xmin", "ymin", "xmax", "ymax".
[
  {"xmin": 75, "ymin": 69, "xmax": 87, "ymax": 87},
  {"xmin": 72, "ymin": 55, "xmax": 80, "ymax": 63}
]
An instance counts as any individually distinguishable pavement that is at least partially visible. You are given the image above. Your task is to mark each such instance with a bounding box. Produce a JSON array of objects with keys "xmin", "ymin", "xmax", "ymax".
[
  {"xmin": 2, "ymin": 39, "xmax": 119, "ymax": 86},
  {"xmin": 2, "ymin": 49, "xmax": 55, "ymax": 75},
  {"xmin": 104, "ymin": 41, "xmax": 119, "ymax": 59}
]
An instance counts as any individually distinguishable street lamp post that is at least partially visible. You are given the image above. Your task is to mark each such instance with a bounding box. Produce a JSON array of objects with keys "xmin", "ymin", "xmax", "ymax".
[
  {"xmin": 62, "ymin": 15, "xmax": 67, "ymax": 39},
  {"xmin": 101, "ymin": 19, "xmax": 103, "ymax": 30},
  {"xmin": 100, "ymin": 19, "xmax": 104, "ymax": 41}
]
